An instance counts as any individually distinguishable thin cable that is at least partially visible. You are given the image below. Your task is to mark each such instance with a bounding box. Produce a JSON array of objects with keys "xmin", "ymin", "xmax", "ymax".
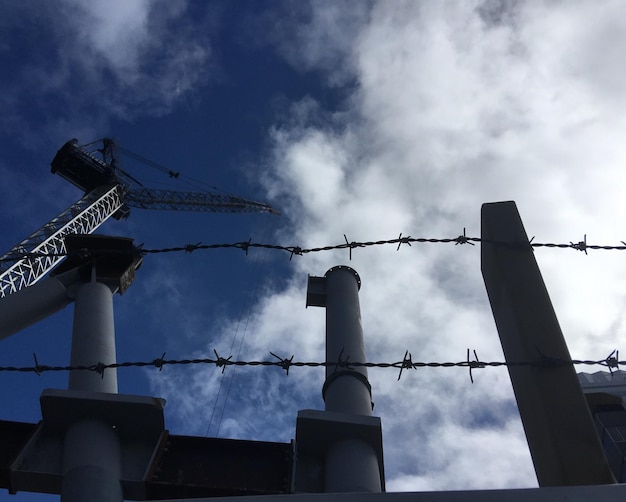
[
  {"xmin": 204, "ymin": 362, "xmax": 232, "ymax": 437},
  {"xmin": 116, "ymin": 142, "xmax": 250, "ymax": 200},
  {"xmin": 204, "ymin": 290, "xmax": 246, "ymax": 437},
  {"xmin": 214, "ymin": 240, "xmax": 269, "ymax": 437}
]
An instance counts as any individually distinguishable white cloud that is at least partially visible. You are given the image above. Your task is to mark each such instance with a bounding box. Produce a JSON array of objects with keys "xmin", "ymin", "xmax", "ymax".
[
  {"xmin": 147, "ymin": 0, "xmax": 626, "ymax": 493},
  {"xmin": 0, "ymin": 0, "xmax": 211, "ymax": 146},
  {"xmin": 388, "ymin": 419, "xmax": 535, "ymax": 491},
  {"xmin": 64, "ymin": 0, "xmax": 152, "ymax": 76},
  {"xmin": 62, "ymin": 0, "xmax": 211, "ymax": 114},
  {"xmin": 278, "ymin": 131, "xmax": 347, "ymax": 212},
  {"xmin": 263, "ymin": 0, "xmax": 372, "ymax": 86}
]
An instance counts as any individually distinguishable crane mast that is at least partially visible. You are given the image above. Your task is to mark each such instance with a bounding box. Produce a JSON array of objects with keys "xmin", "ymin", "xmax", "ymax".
[{"xmin": 0, "ymin": 139, "xmax": 278, "ymax": 298}]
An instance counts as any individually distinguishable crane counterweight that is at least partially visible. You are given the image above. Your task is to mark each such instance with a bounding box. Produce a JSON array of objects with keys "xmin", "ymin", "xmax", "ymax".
[{"xmin": 51, "ymin": 139, "xmax": 117, "ymax": 194}]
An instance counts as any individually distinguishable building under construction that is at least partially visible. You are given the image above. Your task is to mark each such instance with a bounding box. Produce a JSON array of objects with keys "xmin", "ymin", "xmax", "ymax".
[{"xmin": 1, "ymin": 141, "xmax": 626, "ymax": 500}]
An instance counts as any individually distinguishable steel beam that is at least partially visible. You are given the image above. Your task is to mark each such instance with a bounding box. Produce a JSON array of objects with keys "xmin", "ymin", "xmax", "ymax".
[
  {"xmin": 153, "ymin": 484, "xmax": 626, "ymax": 502},
  {"xmin": 0, "ymin": 417, "xmax": 292, "ymax": 500}
]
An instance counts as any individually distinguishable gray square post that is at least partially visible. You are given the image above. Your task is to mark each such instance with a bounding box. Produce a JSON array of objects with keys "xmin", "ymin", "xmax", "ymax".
[{"xmin": 481, "ymin": 201, "xmax": 614, "ymax": 486}]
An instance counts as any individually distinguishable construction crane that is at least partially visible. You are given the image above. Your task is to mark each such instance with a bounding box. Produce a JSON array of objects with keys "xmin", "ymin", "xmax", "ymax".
[{"xmin": 0, "ymin": 138, "xmax": 279, "ymax": 298}]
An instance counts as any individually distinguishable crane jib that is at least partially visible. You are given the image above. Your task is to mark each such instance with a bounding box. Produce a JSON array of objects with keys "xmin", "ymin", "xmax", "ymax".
[{"xmin": 125, "ymin": 189, "xmax": 278, "ymax": 214}]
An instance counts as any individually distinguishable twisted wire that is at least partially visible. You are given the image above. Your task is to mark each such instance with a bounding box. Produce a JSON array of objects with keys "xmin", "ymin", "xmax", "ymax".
[
  {"xmin": 2, "ymin": 231, "xmax": 625, "ymax": 264},
  {"xmin": 2, "ymin": 349, "xmax": 622, "ymax": 384}
]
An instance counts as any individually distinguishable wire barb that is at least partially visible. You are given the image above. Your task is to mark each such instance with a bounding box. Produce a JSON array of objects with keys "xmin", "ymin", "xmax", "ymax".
[
  {"xmin": 466, "ymin": 349, "xmax": 486, "ymax": 383},
  {"xmin": 270, "ymin": 351, "xmax": 295, "ymax": 375},
  {"xmin": 32, "ymin": 353, "xmax": 43, "ymax": 376},
  {"xmin": 93, "ymin": 361, "xmax": 107, "ymax": 378},
  {"xmin": 288, "ymin": 246, "xmax": 303, "ymax": 260},
  {"xmin": 239, "ymin": 238, "xmax": 252, "ymax": 256},
  {"xmin": 213, "ymin": 349, "xmax": 233, "ymax": 374},
  {"xmin": 603, "ymin": 349, "xmax": 620, "ymax": 375},
  {"xmin": 397, "ymin": 350, "xmax": 414, "ymax": 380},
  {"xmin": 343, "ymin": 234, "xmax": 366, "ymax": 260},
  {"xmin": 153, "ymin": 352, "xmax": 167, "ymax": 371},
  {"xmin": 396, "ymin": 233, "xmax": 412, "ymax": 251},
  {"xmin": 455, "ymin": 228, "xmax": 475, "ymax": 246},
  {"xmin": 570, "ymin": 234, "xmax": 588, "ymax": 254},
  {"xmin": 334, "ymin": 348, "xmax": 353, "ymax": 371},
  {"xmin": 184, "ymin": 242, "xmax": 202, "ymax": 254}
]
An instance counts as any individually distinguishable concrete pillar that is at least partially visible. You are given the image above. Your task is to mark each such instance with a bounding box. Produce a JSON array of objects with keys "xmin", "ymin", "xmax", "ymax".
[
  {"xmin": 62, "ymin": 279, "xmax": 122, "ymax": 502},
  {"xmin": 481, "ymin": 201, "xmax": 615, "ymax": 486},
  {"xmin": 68, "ymin": 280, "xmax": 118, "ymax": 393},
  {"xmin": 62, "ymin": 420, "xmax": 123, "ymax": 502}
]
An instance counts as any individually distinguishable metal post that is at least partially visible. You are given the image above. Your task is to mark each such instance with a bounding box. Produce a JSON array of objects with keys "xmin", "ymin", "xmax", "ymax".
[
  {"xmin": 323, "ymin": 266, "xmax": 372, "ymax": 416},
  {"xmin": 306, "ymin": 266, "xmax": 382, "ymax": 493},
  {"xmin": 61, "ymin": 276, "xmax": 123, "ymax": 501},
  {"xmin": 481, "ymin": 201, "xmax": 615, "ymax": 486}
]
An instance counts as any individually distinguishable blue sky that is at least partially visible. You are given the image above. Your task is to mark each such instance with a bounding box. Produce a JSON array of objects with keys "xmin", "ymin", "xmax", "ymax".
[{"xmin": 3, "ymin": 1, "xmax": 626, "ymax": 499}]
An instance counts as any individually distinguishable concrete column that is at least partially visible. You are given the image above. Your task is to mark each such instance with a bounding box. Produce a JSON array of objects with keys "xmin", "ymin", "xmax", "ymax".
[
  {"xmin": 62, "ymin": 420, "xmax": 123, "ymax": 502},
  {"xmin": 481, "ymin": 201, "xmax": 615, "ymax": 486},
  {"xmin": 62, "ymin": 279, "xmax": 122, "ymax": 502},
  {"xmin": 325, "ymin": 437, "xmax": 382, "ymax": 493},
  {"xmin": 68, "ymin": 280, "xmax": 118, "ymax": 393}
]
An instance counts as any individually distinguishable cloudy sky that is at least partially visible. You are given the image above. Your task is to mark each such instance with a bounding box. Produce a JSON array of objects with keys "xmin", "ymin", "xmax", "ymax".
[{"xmin": 2, "ymin": 0, "xmax": 626, "ymax": 499}]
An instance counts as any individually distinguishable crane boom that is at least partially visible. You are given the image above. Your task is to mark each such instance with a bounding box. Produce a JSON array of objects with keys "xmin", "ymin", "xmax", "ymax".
[
  {"xmin": 0, "ymin": 139, "xmax": 278, "ymax": 297},
  {"xmin": 0, "ymin": 185, "xmax": 125, "ymax": 297}
]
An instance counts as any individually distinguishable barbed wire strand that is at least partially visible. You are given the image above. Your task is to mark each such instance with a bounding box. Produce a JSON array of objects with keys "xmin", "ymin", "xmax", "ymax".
[
  {"xmin": 3, "ymin": 232, "xmax": 626, "ymax": 265},
  {"xmin": 3, "ymin": 349, "xmax": 623, "ymax": 384}
]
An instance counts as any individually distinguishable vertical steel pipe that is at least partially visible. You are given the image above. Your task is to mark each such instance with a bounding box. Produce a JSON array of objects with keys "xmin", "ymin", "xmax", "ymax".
[
  {"xmin": 323, "ymin": 266, "xmax": 372, "ymax": 416},
  {"xmin": 318, "ymin": 266, "xmax": 381, "ymax": 492}
]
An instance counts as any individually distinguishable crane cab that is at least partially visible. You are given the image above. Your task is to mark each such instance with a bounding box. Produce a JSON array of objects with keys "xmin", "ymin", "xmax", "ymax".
[{"xmin": 51, "ymin": 139, "xmax": 117, "ymax": 193}]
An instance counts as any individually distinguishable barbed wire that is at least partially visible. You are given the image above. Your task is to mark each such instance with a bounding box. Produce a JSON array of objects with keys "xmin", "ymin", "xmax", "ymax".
[
  {"xmin": 2, "ymin": 231, "xmax": 626, "ymax": 264},
  {"xmin": 2, "ymin": 349, "xmax": 622, "ymax": 384}
]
